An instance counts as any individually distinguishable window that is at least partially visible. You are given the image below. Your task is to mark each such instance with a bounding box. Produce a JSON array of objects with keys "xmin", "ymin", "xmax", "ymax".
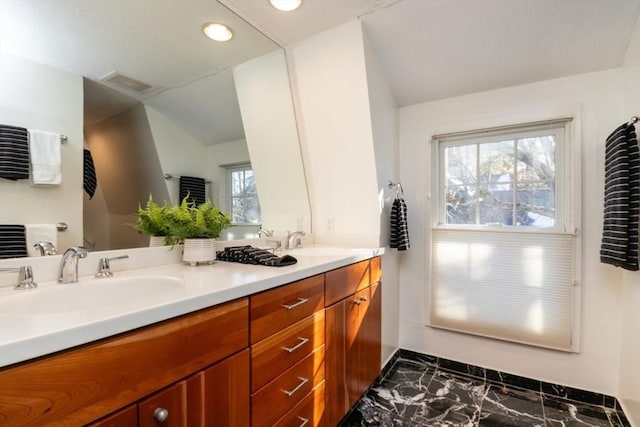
[
  {"xmin": 431, "ymin": 119, "xmax": 579, "ymax": 351},
  {"xmin": 225, "ymin": 164, "xmax": 261, "ymax": 224}
]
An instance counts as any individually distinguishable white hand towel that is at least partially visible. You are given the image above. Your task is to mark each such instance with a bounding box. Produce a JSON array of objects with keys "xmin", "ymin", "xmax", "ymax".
[
  {"xmin": 25, "ymin": 224, "xmax": 58, "ymax": 257},
  {"xmin": 28, "ymin": 129, "xmax": 62, "ymax": 185}
]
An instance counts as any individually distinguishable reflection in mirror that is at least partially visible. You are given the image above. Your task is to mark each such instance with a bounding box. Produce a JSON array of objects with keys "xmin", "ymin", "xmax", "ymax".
[{"xmin": 0, "ymin": 0, "xmax": 311, "ymax": 255}]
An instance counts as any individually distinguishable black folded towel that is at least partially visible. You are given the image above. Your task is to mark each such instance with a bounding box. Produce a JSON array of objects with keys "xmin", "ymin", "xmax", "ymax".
[
  {"xmin": 216, "ymin": 245, "xmax": 297, "ymax": 267},
  {"xmin": 179, "ymin": 176, "xmax": 206, "ymax": 206},
  {"xmin": 83, "ymin": 148, "xmax": 98, "ymax": 199},
  {"xmin": 0, "ymin": 124, "xmax": 30, "ymax": 180},
  {"xmin": 0, "ymin": 225, "xmax": 28, "ymax": 259},
  {"xmin": 390, "ymin": 197, "xmax": 410, "ymax": 251}
]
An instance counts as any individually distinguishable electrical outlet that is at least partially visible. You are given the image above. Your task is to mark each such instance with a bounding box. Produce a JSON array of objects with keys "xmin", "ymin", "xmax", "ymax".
[{"xmin": 327, "ymin": 218, "xmax": 335, "ymax": 233}]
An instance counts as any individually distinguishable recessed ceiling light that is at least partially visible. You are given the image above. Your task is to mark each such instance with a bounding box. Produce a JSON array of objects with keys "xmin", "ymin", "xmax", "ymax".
[
  {"xmin": 269, "ymin": 0, "xmax": 302, "ymax": 12},
  {"xmin": 202, "ymin": 22, "xmax": 233, "ymax": 42}
]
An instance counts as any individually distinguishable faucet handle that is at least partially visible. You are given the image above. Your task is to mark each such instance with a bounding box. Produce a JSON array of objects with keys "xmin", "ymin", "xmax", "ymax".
[
  {"xmin": 0, "ymin": 266, "xmax": 37, "ymax": 290},
  {"xmin": 34, "ymin": 241, "xmax": 57, "ymax": 256},
  {"xmin": 95, "ymin": 255, "xmax": 129, "ymax": 278}
]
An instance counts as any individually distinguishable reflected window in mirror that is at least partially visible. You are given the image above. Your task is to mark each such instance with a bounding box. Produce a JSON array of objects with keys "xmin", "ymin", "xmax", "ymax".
[{"xmin": 226, "ymin": 164, "xmax": 261, "ymax": 224}]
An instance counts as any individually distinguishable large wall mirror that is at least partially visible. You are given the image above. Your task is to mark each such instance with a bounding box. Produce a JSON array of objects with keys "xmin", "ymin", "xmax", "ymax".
[{"xmin": 0, "ymin": 0, "xmax": 311, "ymax": 254}]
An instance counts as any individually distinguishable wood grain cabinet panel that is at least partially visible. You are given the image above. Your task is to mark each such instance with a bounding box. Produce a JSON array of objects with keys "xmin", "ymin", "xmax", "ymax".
[
  {"xmin": 251, "ymin": 346, "xmax": 325, "ymax": 427},
  {"xmin": 324, "ymin": 260, "xmax": 371, "ymax": 306},
  {"xmin": 251, "ymin": 310, "xmax": 325, "ymax": 393},
  {"xmin": 324, "ymin": 260, "xmax": 382, "ymax": 426},
  {"xmin": 273, "ymin": 381, "xmax": 325, "ymax": 427},
  {"xmin": 250, "ymin": 275, "xmax": 325, "ymax": 344},
  {"xmin": 88, "ymin": 404, "xmax": 137, "ymax": 427},
  {"xmin": 187, "ymin": 349, "xmax": 250, "ymax": 427}
]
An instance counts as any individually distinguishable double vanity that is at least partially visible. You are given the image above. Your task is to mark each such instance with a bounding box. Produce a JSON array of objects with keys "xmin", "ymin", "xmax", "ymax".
[{"xmin": 0, "ymin": 247, "xmax": 383, "ymax": 426}]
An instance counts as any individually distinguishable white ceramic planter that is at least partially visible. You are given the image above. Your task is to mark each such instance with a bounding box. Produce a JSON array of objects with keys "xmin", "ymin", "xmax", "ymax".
[
  {"xmin": 182, "ymin": 238, "xmax": 216, "ymax": 266},
  {"xmin": 149, "ymin": 236, "xmax": 166, "ymax": 247}
]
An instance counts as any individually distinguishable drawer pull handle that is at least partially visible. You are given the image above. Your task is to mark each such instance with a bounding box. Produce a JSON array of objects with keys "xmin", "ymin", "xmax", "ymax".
[
  {"xmin": 282, "ymin": 376, "xmax": 309, "ymax": 397},
  {"xmin": 297, "ymin": 416, "xmax": 310, "ymax": 427},
  {"xmin": 282, "ymin": 337, "xmax": 310, "ymax": 353},
  {"xmin": 281, "ymin": 297, "xmax": 309, "ymax": 310},
  {"xmin": 359, "ymin": 295, "xmax": 368, "ymax": 302},
  {"xmin": 354, "ymin": 299, "xmax": 362, "ymax": 305},
  {"xmin": 153, "ymin": 407, "xmax": 169, "ymax": 423}
]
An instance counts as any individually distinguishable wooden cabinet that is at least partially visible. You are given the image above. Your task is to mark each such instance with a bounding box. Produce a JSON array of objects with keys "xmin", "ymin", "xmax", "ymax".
[
  {"xmin": 0, "ymin": 298, "xmax": 249, "ymax": 426},
  {"xmin": 325, "ymin": 257, "xmax": 382, "ymax": 426},
  {"xmin": 250, "ymin": 275, "xmax": 326, "ymax": 427},
  {"xmin": 89, "ymin": 405, "xmax": 137, "ymax": 427}
]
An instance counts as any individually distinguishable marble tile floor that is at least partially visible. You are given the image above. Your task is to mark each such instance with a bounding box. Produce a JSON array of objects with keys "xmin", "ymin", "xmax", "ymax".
[{"xmin": 340, "ymin": 350, "xmax": 631, "ymax": 427}]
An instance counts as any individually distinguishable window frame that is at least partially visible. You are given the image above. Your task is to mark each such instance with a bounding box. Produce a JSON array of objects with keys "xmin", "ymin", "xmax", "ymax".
[
  {"xmin": 433, "ymin": 119, "xmax": 574, "ymax": 235},
  {"xmin": 224, "ymin": 163, "xmax": 261, "ymax": 226}
]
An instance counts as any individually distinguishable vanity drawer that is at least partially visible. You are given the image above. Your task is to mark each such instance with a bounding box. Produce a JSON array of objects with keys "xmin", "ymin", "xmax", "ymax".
[
  {"xmin": 325, "ymin": 259, "xmax": 371, "ymax": 306},
  {"xmin": 250, "ymin": 274, "xmax": 325, "ymax": 344},
  {"xmin": 251, "ymin": 310, "xmax": 325, "ymax": 393},
  {"xmin": 251, "ymin": 346, "xmax": 325, "ymax": 427},
  {"xmin": 273, "ymin": 381, "xmax": 325, "ymax": 427}
]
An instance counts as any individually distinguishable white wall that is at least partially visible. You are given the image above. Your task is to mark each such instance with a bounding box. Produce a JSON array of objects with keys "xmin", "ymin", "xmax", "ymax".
[
  {"xmin": 363, "ymin": 30, "xmax": 401, "ymax": 363},
  {"xmin": 234, "ymin": 49, "xmax": 311, "ymax": 236},
  {"xmin": 619, "ymin": 13, "xmax": 640, "ymax": 421},
  {"xmin": 398, "ymin": 68, "xmax": 625, "ymax": 395},
  {"xmin": 0, "ymin": 53, "xmax": 84, "ymax": 251},
  {"xmin": 206, "ymin": 138, "xmax": 250, "ymax": 207},
  {"xmin": 84, "ymin": 104, "xmax": 168, "ymax": 250},
  {"xmin": 145, "ymin": 106, "xmax": 208, "ymax": 206},
  {"xmin": 289, "ymin": 21, "xmax": 380, "ymax": 247}
]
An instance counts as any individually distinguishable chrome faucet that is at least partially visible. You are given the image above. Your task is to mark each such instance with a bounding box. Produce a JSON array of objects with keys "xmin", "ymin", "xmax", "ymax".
[
  {"xmin": 285, "ymin": 230, "xmax": 305, "ymax": 250},
  {"xmin": 58, "ymin": 246, "xmax": 88, "ymax": 283},
  {"xmin": 34, "ymin": 240, "xmax": 57, "ymax": 256},
  {"xmin": 95, "ymin": 255, "xmax": 129, "ymax": 278},
  {"xmin": 257, "ymin": 228, "xmax": 274, "ymax": 238},
  {"xmin": 0, "ymin": 266, "xmax": 37, "ymax": 290}
]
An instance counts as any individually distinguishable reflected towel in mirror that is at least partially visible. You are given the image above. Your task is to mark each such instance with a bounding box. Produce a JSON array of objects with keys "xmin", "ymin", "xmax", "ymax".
[
  {"xmin": 0, "ymin": 225, "xmax": 28, "ymax": 259},
  {"xmin": 0, "ymin": 124, "xmax": 29, "ymax": 181},
  {"xmin": 179, "ymin": 176, "xmax": 206, "ymax": 206},
  {"xmin": 28, "ymin": 129, "xmax": 62, "ymax": 185}
]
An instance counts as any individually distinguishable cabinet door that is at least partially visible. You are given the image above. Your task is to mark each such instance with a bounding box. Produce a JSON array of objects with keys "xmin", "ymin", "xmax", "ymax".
[
  {"xmin": 325, "ymin": 283, "xmax": 383, "ymax": 425},
  {"xmin": 345, "ymin": 287, "xmax": 369, "ymax": 406},
  {"xmin": 87, "ymin": 405, "xmax": 137, "ymax": 427},
  {"xmin": 186, "ymin": 349, "xmax": 250, "ymax": 427},
  {"xmin": 324, "ymin": 299, "xmax": 348, "ymax": 427},
  {"xmin": 360, "ymin": 282, "xmax": 382, "ymax": 389},
  {"xmin": 138, "ymin": 381, "xmax": 187, "ymax": 427}
]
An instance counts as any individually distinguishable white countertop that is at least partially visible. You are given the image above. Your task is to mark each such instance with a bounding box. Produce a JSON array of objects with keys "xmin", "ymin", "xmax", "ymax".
[{"xmin": 0, "ymin": 247, "xmax": 383, "ymax": 368}]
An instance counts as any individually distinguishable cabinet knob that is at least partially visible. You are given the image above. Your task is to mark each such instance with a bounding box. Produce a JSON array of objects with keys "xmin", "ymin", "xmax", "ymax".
[
  {"xmin": 353, "ymin": 299, "xmax": 362, "ymax": 305},
  {"xmin": 153, "ymin": 407, "xmax": 169, "ymax": 423},
  {"xmin": 359, "ymin": 295, "xmax": 368, "ymax": 302}
]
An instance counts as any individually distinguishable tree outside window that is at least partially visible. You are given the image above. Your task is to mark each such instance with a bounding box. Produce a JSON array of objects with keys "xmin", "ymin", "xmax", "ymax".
[{"xmin": 226, "ymin": 164, "xmax": 261, "ymax": 224}]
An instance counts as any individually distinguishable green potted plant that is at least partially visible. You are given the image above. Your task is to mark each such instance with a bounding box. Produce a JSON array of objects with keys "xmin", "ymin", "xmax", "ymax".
[
  {"xmin": 132, "ymin": 195, "xmax": 171, "ymax": 246},
  {"xmin": 166, "ymin": 197, "xmax": 231, "ymax": 266}
]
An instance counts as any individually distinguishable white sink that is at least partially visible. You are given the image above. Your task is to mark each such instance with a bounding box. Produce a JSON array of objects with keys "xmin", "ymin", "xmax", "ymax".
[
  {"xmin": 286, "ymin": 247, "xmax": 357, "ymax": 257},
  {"xmin": 0, "ymin": 276, "xmax": 184, "ymax": 316}
]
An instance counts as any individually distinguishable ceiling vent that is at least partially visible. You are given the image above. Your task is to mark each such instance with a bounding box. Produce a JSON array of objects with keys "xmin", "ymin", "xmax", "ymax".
[{"xmin": 101, "ymin": 71, "xmax": 154, "ymax": 93}]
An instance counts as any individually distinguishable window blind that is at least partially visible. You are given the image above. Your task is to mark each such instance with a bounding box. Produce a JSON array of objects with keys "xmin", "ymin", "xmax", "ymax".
[{"xmin": 430, "ymin": 229, "xmax": 575, "ymax": 351}]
